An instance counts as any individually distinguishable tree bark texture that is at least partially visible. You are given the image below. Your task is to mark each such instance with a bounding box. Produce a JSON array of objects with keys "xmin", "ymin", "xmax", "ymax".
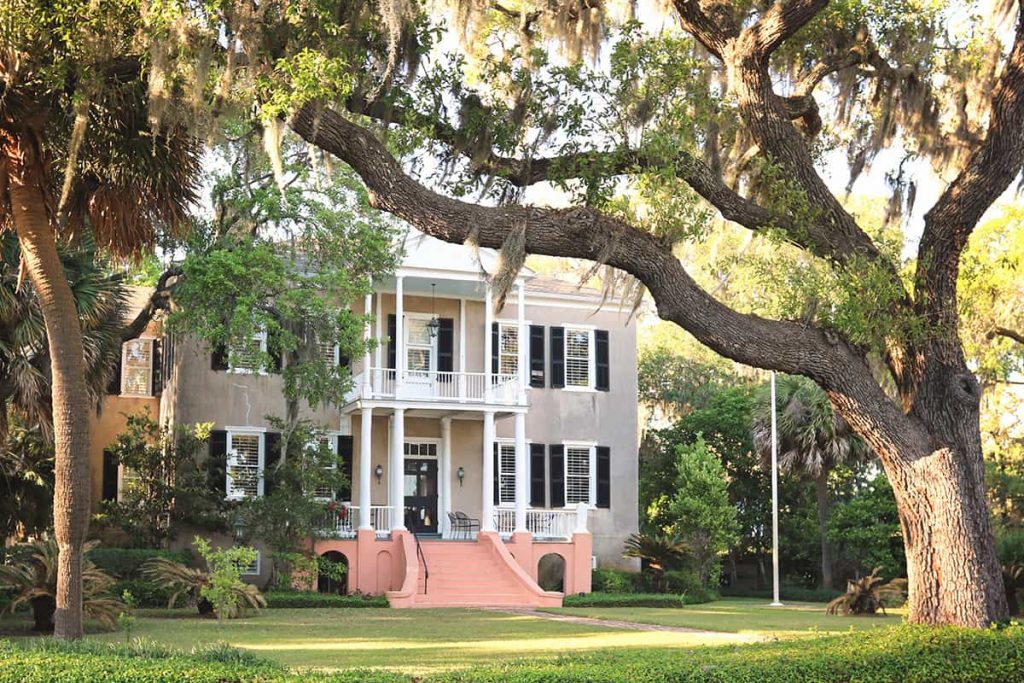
[
  {"xmin": 813, "ymin": 472, "xmax": 832, "ymax": 590},
  {"xmin": 290, "ymin": 0, "xmax": 1024, "ymax": 627},
  {"xmin": 3, "ymin": 132, "xmax": 91, "ymax": 639}
]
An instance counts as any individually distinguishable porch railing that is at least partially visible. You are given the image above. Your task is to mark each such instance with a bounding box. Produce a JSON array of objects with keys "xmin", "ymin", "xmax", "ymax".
[
  {"xmin": 492, "ymin": 506, "xmax": 585, "ymax": 541},
  {"xmin": 355, "ymin": 368, "xmax": 522, "ymax": 405},
  {"xmin": 320, "ymin": 505, "xmax": 394, "ymax": 539}
]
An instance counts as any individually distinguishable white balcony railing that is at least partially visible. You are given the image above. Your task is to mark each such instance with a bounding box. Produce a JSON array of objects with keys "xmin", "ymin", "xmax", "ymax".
[
  {"xmin": 492, "ymin": 506, "xmax": 586, "ymax": 541},
  {"xmin": 355, "ymin": 368, "xmax": 522, "ymax": 405},
  {"xmin": 320, "ymin": 505, "xmax": 394, "ymax": 539}
]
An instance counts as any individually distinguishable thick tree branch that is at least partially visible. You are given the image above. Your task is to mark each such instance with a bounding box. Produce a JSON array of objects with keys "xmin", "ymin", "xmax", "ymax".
[
  {"xmin": 988, "ymin": 327, "xmax": 1024, "ymax": 346},
  {"xmin": 917, "ymin": 8, "xmax": 1024, "ymax": 350},
  {"xmin": 748, "ymin": 0, "xmax": 829, "ymax": 57},
  {"xmin": 671, "ymin": 0, "xmax": 739, "ymax": 57},
  {"xmin": 120, "ymin": 267, "xmax": 180, "ymax": 342}
]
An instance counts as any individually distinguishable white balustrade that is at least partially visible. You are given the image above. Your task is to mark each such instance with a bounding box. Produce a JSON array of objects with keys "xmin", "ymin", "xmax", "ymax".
[
  {"xmin": 492, "ymin": 507, "xmax": 581, "ymax": 540},
  {"xmin": 321, "ymin": 505, "xmax": 358, "ymax": 538},
  {"xmin": 361, "ymin": 368, "xmax": 521, "ymax": 404},
  {"xmin": 370, "ymin": 505, "xmax": 392, "ymax": 537}
]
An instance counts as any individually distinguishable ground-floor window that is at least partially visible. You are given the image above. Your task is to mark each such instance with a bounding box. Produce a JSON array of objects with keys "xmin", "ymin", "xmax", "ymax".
[{"xmin": 497, "ymin": 441, "xmax": 516, "ymax": 506}]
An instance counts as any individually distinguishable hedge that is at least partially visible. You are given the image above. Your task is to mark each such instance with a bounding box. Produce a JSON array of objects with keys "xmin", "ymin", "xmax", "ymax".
[
  {"xmin": 263, "ymin": 591, "xmax": 389, "ymax": 609},
  {"xmin": 112, "ymin": 578, "xmax": 178, "ymax": 608},
  {"xmin": 431, "ymin": 624, "xmax": 1024, "ymax": 683},
  {"xmin": 87, "ymin": 548, "xmax": 192, "ymax": 580},
  {"xmin": 562, "ymin": 592, "xmax": 694, "ymax": 608}
]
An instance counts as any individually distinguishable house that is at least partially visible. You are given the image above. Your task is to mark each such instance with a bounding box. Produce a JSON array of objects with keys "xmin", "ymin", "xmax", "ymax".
[{"xmin": 96, "ymin": 230, "xmax": 639, "ymax": 607}]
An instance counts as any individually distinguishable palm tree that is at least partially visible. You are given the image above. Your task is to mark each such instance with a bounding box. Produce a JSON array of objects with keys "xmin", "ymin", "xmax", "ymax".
[
  {"xmin": 2, "ymin": 3, "xmax": 199, "ymax": 638},
  {"xmin": 623, "ymin": 532, "xmax": 689, "ymax": 593},
  {"xmin": 0, "ymin": 233, "xmax": 128, "ymax": 442},
  {"xmin": 753, "ymin": 375, "xmax": 870, "ymax": 589}
]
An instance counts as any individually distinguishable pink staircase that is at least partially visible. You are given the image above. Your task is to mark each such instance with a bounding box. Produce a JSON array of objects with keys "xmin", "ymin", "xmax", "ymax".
[{"xmin": 387, "ymin": 533, "xmax": 563, "ymax": 608}]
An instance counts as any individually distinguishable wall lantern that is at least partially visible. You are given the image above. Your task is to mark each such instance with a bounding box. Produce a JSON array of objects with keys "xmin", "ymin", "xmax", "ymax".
[
  {"xmin": 456, "ymin": 466, "xmax": 465, "ymax": 487},
  {"xmin": 374, "ymin": 464, "xmax": 384, "ymax": 484}
]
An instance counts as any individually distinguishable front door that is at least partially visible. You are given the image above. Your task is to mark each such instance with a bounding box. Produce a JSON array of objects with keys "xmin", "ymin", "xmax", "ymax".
[{"xmin": 403, "ymin": 458, "xmax": 438, "ymax": 533}]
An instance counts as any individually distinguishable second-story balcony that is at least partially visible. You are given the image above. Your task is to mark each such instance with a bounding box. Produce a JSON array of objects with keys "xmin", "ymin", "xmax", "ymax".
[{"xmin": 352, "ymin": 368, "xmax": 524, "ymax": 406}]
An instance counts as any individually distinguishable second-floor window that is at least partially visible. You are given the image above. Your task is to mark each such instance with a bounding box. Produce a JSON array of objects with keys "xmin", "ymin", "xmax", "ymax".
[
  {"xmin": 121, "ymin": 338, "xmax": 153, "ymax": 396},
  {"xmin": 406, "ymin": 317, "xmax": 434, "ymax": 375},
  {"xmin": 229, "ymin": 328, "xmax": 267, "ymax": 374},
  {"xmin": 227, "ymin": 431, "xmax": 264, "ymax": 499},
  {"xmin": 498, "ymin": 323, "xmax": 519, "ymax": 376},
  {"xmin": 309, "ymin": 436, "xmax": 338, "ymax": 500},
  {"xmin": 564, "ymin": 327, "xmax": 593, "ymax": 389}
]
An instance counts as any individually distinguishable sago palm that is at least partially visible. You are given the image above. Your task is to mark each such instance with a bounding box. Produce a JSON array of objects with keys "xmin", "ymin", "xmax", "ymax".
[
  {"xmin": 623, "ymin": 532, "xmax": 688, "ymax": 593},
  {"xmin": 1, "ymin": 0, "xmax": 200, "ymax": 638},
  {"xmin": 753, "ymin": 375, "xmax": 871, "ymax": 589},
  {"xmin": 0, "ymin": 538, "xmax": 123, "ymax": 632},
  {"xmin": 142, "ymin": 556, "xmax": 266, "ymax": 618}
]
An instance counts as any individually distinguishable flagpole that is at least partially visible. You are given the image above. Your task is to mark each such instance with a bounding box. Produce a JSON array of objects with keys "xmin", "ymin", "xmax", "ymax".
[{"xmin": 770, "ymin": 370, "xmax": 783, "ymax": 607}]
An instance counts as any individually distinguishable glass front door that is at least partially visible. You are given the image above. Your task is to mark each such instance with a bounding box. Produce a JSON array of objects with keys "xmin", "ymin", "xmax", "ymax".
[{"xmin": 403, "ymin": 458, "xmax": 438, "ymax": 533}]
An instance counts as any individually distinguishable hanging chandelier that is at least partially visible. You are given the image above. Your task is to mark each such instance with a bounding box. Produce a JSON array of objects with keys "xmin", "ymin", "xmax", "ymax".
[{"xmin": 427, "ymin": 283, "xmax": 441, "ymax": 338}]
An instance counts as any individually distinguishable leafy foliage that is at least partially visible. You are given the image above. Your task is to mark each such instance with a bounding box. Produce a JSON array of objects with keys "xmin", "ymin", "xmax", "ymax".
[
  {"xmin": 0, "ymin": 539, "xmax": 123, "ymax": 632},
  {"xmin": 826, "ymin": 568, "xmax": 908, "ymax": 616},
  {"xmin": 0, "ymin": 416, "xmax": 52, "ymax": 540},
  {"xmin": 622, "ymin": 532, "xmax": 688, "ymax": 593}
]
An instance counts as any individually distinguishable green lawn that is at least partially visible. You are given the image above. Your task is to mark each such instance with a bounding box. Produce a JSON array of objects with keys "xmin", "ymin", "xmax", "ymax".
[
  {"xmin": 0, "ymin": 599, "xmax": 903, "ymax": 674},
  {"xmin": 76, "ymin": 607, "xmax": 748, "ymax": 673},
  {"xmin": 549, "ymin": 597, "xmax": 903, "ymax": 637}
]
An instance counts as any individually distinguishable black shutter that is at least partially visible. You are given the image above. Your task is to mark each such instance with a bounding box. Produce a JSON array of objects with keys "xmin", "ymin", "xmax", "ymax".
[
  {"xmin": 530, "ymin": 443, "xmax": 546, "ymax": 507},
  {"xmin": 529, "ymin": 325, "xmax": 545, "ymax": 388},
  {"xmin": 549, "ymin": 445, "xmax": 565, "ymax": 508},
  {"xmin": 437, "ymin": 318, "xmax": 454, "ymax": 380},
  {"xmin": 337, "ymin": 435, "xmax": 353, "ymax": 501},
  {"xmin": 596, "ymin": 446, "xmax": 611, "ymax": 508},
  {"xmin": 549, "ymin": 327, "xmax": 565, "ymax": 388},
  {"xmin": 106, "ymin": 346, "xmax": 123, "ymax": 394},
  {"xmin": 208, "ymin": 430, "xmax": 228, "ymax": 496},
  {"xmin": 211, "ymin": 343, "xmax": 229, "ymax": 371},
  {"xmin": 151, "ymin": 339, "xmax": 163, "ymax": 395},
  {"xmin": 595, "ymin": 330, "xmax": 610, "ymax": 391},
  {"xmin": 493, "ymin": 441, "xmax": 500, "ymax": 506},
  {"xmin": 101, "ymin": 450, "xmax": 119, "ymax": 502},
  {"xmin": 491, "ymin": 322, "xmax": 499, "ymax": 375},
  {"xmin": 263, "ymin": 432, "xmax": 281, "ymax": 496},
  {"xmin": 387, "ymin": 314, "xmax": 397, "ymax": 369}
]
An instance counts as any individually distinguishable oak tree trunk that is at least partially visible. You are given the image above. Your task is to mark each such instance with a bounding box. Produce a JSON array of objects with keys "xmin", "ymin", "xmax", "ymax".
[
  {"xmin": 813, "ymin": 471, "xmax": 833, "ymax": 590},
  {"xmin": 4, "ymin": 134, "xmax": 92, "ymax": 639}
]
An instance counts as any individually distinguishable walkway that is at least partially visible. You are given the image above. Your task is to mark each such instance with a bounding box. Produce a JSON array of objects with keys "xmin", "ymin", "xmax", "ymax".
[{"xmin": 487, "ymin": 607, "xmax": 763, "ymax": 641}]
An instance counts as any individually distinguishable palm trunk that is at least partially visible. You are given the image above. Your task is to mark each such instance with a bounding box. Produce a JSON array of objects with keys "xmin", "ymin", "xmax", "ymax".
[
  {"xmin": 5, "ymin": 135, "xmax": 91, "ymax": 639},
  {"xmin": 813, "ymin": 471, "xmax": 833, "ymax": 590}
]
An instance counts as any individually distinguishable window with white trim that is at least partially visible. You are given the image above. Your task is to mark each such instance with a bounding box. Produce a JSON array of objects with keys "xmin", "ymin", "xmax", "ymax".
[
  {"xmin": 564, "ymin": 327, "xmax": 593, "ymax": 388},
  {"xmin": 121, "ymin": 338, "xmax": 153, "ymax": 396},
  {"xmin": 565, "ymin": 445, "xmax": 594, "ymax": 506},
  {"xmin": 227, "ymin": 431, "xmax": 264, "ymax": 499},
  {"xmin": 498, "ymin": 323, "xmax": 519, "ymax": 376},
  {"xmin": 497, "ymin": 442, "xmax": 516, "ymax": 506},
  {"xmin": 238, "ymin": 551, "xmax": 260, "ymax": 576},
  {"xmin": 310, "ymin": 436, "xmax": 338, "ymax": 500},
  {"xmin": 228, "ymin": 328, "xmax": 267, "ymax": 374},
  {"xmin": 117, "ymin": 464, "xmax": 143, "ymax": 502},
  {"xmin": 403, "ymin": 441, "xmax": 438, "ymax": 457}
]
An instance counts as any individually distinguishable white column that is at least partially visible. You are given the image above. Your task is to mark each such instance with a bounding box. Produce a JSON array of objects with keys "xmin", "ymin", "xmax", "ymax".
[
  {"xmin": 362, "ymin": 292, "xmax": 373, "ymax": 398},
  {"xmin": 375, "ymin": 291, "xmax": 383, "ymax": 368},
  {"xmin": 484, "ymin": 284, "xmax": 493, "ymax": 399},
  {"xmin": 394, "ymin": 276, "xmax": 405, "ymax": 395},
  {"xmin": 513, "ymin": 412, "xmax": 528, "ymax": 533},
  {"xmin": 390, "ymin": 408, "xmax": 406, "ymax": 530},
  {"xmin": 481, "ymin": 410, "xmax": 496, "ymax": 531},
  {"xmin": 358, "ymin": 407, "xmax": 373, "ymax": 530},
  {"xmin": 458, "ymin": 298, "xmax": 466, "ymax": 400},
  {"xmin": 516, "ymin": 281, "xmax": 527, "ymax": 403},
  {"xmin": 440, "ymin": 417, "xmax": 452, "ymax": 537}
]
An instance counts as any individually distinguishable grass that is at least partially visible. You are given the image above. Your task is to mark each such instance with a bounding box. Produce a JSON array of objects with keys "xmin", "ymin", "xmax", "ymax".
[
  {"xmin": 0, "ymin": 599, "xmax": 905, "ymax": 674},
  {"xmin": 547, "ymin": 597, "xmax": 904, "ymax": 637}
]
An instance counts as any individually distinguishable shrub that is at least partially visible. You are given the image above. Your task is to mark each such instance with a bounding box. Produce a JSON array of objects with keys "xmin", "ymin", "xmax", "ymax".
[
  {"xmin": 663, "ymin": 568, "xmax": 718, "ymax": 602},
  {"xmin": 591, "ymin": 569, "xmax": 642, "ymax": 594},
  {"xmin": 264, "ymin": 591, "xmax": 388, "ymax": 608},
  {"xmin": 562, "ymin": 592, "xmax": 692, "ymax": 608},
  {"xmin": 432, "ymin": 624, "xmax": 1024, "ymax": 683},
  {"xmin": 720, "ymin": 585, "xmax": 842, "ymax": 603},
  {"xmin": 87, "ymin": 548, "xmax": 192, "ymax": 579},
  {"xmin": 110, "ymin": 578, "xmax": 177, "ymax": 608}
]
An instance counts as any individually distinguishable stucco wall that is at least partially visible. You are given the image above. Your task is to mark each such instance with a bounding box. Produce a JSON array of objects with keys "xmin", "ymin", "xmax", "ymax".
[{"xmin": 88, "ymin": 395, "xmax": 161, "ymax": 510}]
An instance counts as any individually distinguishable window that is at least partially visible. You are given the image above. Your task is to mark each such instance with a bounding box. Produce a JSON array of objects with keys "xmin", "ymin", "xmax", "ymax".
[
  {"xmin": 498, "ymin": 323, "xmax": 519, "ymax": 376},
  {"xmin": 403, "ymin": 441, "xmax": 438, "ymax": 457},
  {"xmin": 229, "ymin": 328, "xmax": 267, "ymax": 374},
  {"xmin": 405, "ymin": 318, "xmax": 434, "ymax": 374},
  {"xmin": 565, "ymin": 445, "xmax": 594, "ymax": 506},
  {"xmin": 497, "ymin": 442, "xmax": 516, "ymax": 506},
  {"xmin": 310, "ymin": 436, "xmax": 338, "ymax": 500},
  {"xmin": 121, "ymin": 338, "xmax": 153, "ymax": 396},
  {"xmin": 117, "ymin": 464, "xmax": 143, "ymax": 502},
  {"xmin": 227, "ymin": 431, "xmax": 264, "ymax": 499},
  {"xmin": 564, "ymin": 327, "xmax": 593, "ymax": 389},
  {"xmin": 318, "ymin": 341, "xmax": 340, "ymax": 366},
  {"xmin": 238, "ymin": 551, "xmax": 260, "ymax": 576}
]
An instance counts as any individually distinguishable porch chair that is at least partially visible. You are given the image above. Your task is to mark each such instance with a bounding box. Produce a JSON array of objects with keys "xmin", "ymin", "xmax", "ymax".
[{"xmin": 452, "ymin": 511, "xmax": 481, "ymax": 539}]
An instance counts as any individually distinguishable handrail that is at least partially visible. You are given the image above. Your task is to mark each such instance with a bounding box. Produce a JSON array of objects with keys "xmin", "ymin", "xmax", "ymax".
[{"xmin": 412, "ymin": 528, "xmax": 429, "ymax": 594}]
